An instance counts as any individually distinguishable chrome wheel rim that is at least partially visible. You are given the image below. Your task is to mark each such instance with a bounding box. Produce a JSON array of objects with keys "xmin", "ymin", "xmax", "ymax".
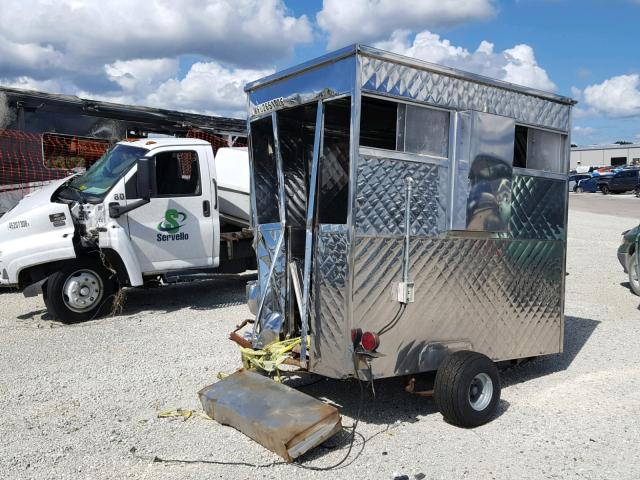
[
  {"xmin": 469, "ymin": 373, "xmax": 493, "ymax": 411},
  {"xmin": 62, "ymin": 269, "xmax": 103, "ymax": 313}
]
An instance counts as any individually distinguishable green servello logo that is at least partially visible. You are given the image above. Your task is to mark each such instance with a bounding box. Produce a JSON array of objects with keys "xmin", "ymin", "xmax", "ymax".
[{"xmin": 157, "ymin": 209, "xmax": 187, "ymax": 234}]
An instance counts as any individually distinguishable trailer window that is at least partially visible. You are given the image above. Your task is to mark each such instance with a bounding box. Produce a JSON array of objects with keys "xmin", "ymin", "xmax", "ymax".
[
  {"xmin": 250, "ymin": 116, "xmax": 280, "ymax": 224},
  {"xmin": 360, "ymin": 97, "xmax": 397, "ymax": 150},
  {"xmin": 399, "ymin": 104, "xmax": 450, "ymax": 158},
  {"xmin": 513, "ymin": 125, "xmax": 566, "ymax": 173},
  {"xmin": 154, "ymin": 150, "xmax": 201, "ymax": 197},
  {"xmin": 318, "ymin": 97, "xmax": 351, "ymax": 224},
  {"xmin": 360, "ymin": 96, "xmax": 449, "ymax": 158},
  {"xmin": 277, "ymin": 104, "xmax": 318, "ymax": 227}
]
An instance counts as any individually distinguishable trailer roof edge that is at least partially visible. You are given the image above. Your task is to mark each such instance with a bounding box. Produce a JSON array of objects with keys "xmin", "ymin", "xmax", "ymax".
[{"xmin": 244, "ymin": 44, "xmax": 577, "ymax": 107}]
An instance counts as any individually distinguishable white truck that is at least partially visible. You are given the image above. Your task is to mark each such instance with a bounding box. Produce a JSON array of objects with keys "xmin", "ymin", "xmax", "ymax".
[{"xmin": 0, "ymin": 138, "xmax": 254, "ymax": 322}]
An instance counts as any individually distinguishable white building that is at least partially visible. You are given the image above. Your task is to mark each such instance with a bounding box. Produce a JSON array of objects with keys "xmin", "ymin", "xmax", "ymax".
[{"xmin": 570, "ymin": 143, "xmax": 640, "ymax": 170}]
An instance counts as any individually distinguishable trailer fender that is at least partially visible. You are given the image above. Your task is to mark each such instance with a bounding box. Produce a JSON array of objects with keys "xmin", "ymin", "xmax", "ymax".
[{"xmin": 98, "ymin": 227, "xmax": 143, "ymax": 287}]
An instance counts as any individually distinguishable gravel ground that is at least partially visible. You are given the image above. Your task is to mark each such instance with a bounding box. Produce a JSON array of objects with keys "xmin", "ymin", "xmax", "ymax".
[{"xmin": 1, "ymin": 194, "xmax": 639, "ymax": 480}]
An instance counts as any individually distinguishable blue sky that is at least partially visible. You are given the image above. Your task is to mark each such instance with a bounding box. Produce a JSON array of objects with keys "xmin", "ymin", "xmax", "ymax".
[{"xmin": 0, "ymin": 0, "xmax": 639, "ymax": 145}]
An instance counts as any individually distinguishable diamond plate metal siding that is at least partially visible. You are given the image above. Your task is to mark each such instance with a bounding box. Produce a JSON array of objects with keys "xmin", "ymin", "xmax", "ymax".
[
  {"xmin": 510, "ymin": 175, "xmax": 566, "ymax": 240},
  {"xmin": 355, "ymin": 155, "xmax": 447, "ymax": 236},
  {"xmin": 352, "ymin": 236, "xmax": 564, "ymax": 378},
  {"xmin": 361, "ymin": 56, "xmax": 570, "ymax": 132},
  {"xmin": 309, "ymin": 225, "xmax": 352, "ymax": 378},
  {"xmin": 282, "ymin": 154, "xmax": 308, "ymax": 227}
]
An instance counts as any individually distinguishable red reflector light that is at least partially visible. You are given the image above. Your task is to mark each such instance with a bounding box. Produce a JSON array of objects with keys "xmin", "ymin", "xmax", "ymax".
[{"xmin": 361, "ymin": 331, "xmax": 379, "ymax": 352}]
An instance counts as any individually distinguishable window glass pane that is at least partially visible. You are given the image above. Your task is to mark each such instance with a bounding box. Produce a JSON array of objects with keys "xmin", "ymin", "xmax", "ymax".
[
  {"xmin": 513, "ymin": 125, "xmax": 528, "ymax": 169},
  {"xmin": 404, "ymin": 105, "xmax": 450, "ymax": 158},
  {"xmin": 250, "ymin": 116, "xmax": 280, "ymax": 224},
  {"xmin": 360, "ymin": 97, "xmax": 396, "ymax": 150},
  {"xmin": 526, "ymin": 128, "xmax": 565, "ymax": 173},
  {"xmin": 277, "ymin": 103, "xmax": 317, "ymax": 227},
  {"xmin": 155, "ymin": 150, "xmax": 200, "ymax": 196},
  {"xmin": 318, "ymin": 97, "xmax": 351, "ymax": 224}
]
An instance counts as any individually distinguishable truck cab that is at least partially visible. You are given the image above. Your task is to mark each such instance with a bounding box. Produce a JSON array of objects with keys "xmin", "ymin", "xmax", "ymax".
[{"xmin": 0, "ymin": 138, "xmax": 253, "ymax": 322}]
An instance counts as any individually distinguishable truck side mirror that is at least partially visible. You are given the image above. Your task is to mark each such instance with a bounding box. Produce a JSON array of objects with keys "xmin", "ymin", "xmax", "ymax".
[{"xmin": 136, "ymin": 158, "xmax": 151, "ymax": 201}]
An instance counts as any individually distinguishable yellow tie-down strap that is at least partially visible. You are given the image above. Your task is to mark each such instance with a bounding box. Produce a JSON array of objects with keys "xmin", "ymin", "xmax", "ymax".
[{"xmin": 234, "ymin": 336, "xmax": 307, "ymax": 382}]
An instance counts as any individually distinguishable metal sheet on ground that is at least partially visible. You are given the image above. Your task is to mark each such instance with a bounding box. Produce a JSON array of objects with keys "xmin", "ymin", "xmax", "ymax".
[{"xmin": 198, "ymin": 370, "xmax": 342, "ymax": 461}]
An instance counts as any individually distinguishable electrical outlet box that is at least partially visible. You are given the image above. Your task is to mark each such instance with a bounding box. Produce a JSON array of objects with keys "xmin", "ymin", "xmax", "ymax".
[{"xmin": 396, "ymin": 281, "xmax": 415, "ymax": 304}]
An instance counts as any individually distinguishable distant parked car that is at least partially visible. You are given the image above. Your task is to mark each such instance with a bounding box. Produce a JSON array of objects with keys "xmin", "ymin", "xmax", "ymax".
[
  {"xmin": 575, "ymin": 175, "xmax": 611, "ymax": 193},
  {"xmin": 601, "ymin": 169, "xmax": 640, "ymax": 194},
  {"xmin": 569, "ymin": 174, "xmax": 591, "ymax": 191},
  {"xmin": 618, "ymin": 224, "xmax": 640, "ymax": 295}
]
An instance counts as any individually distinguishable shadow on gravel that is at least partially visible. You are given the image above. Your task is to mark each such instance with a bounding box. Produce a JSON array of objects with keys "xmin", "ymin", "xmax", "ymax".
[
  {"xmin": 16, "ymin": 308, "xmax": 50, "ymax": 320},
  {"xmin": 287, "ymin": 316, "xmax": 598, "ymax": 431},
  {"xmin": 119, "ymin": 274, "xmax": 256, "ymax": 317},
  {"xmin": 500, "ymin": 315, "xmax": 600, "ymax": 388}
]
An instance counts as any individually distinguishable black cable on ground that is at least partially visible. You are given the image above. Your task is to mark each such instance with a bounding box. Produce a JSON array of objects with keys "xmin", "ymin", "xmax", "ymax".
[{"xmin": 293, "ymin": 352, "xmax": 366, "ymax": 471}]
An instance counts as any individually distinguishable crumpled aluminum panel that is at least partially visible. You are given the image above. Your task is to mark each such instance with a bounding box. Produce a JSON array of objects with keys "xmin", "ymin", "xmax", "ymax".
[
  {"xmin": 361, "ymin": 56, "xmax": 570, "ymax": 133},
  {"xmin": 355, "ymin": 154, "xmax": 447, "ymax": 236},
  {"xmin": 309, "ymin": 225, "xmax": 352, "ymax": 378},
  {"xmin": 199, "ymin": 370, "xmax": 342, "ymax": 462},
  {"xmin": 255, "ymin": 224, "xmax": 286, "ymax": 336},
  {"xmin": 352, "ymin": 236, "xmax": 564, "ymax": 378},
  {"xmin": 510, "ymin": 175, "xmax": 566, "ymax": 240}
]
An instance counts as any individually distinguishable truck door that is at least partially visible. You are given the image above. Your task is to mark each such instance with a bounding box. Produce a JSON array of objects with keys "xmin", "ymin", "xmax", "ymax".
[{"xmin": 126, "ymin": 146, "xmax": 216, "ymax": 273}]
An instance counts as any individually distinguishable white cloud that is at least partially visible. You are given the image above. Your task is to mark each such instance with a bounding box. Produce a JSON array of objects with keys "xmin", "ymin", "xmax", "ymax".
[
  {"xmin": 573, "ymin": 126, "xmax": 597, "ymax": 136},
  {"xmin": 73, "ymin": 61, "xmax": 272, "ymax": 118},
  {"xmin": 105, "ymin": 59, "xmax": 180, "ymax": 95},
  {"xmin": 147, "ymin": 62, "xmax": 273, "ymax": 117},
  {"xmin": 582, "ymin": 74, "xmax": 640, "ymax": 117},
  {"xmin": 373, "ymin": 30, "xmax": 556, "ymax": 91},
  {"xmin": 0, "ymin": 0, "xmax": 311, "ymax": 78},
  {"xmin": 0, "ymin": 0, "xmax": 309, "ymax": 116},
  {"xmin": 317, "ymin": 0, "xmax": 496, "ymax": 49}
]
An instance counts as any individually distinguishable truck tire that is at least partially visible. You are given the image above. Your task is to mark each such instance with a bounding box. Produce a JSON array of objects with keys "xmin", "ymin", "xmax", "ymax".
[
  {"xmin": 45, "ymin": 258, "xmax": 117, "ymax": 323},
  {"xmin": 601, "ymin": 184, "xmax": 610, "ymax": 195},
  {"xmin": 433, "ymin": 351, "xmax": 501, "ymax": 428},
  {"xmin": 629, "ymin": 253, "xmax": 640, "ymax": 296}
]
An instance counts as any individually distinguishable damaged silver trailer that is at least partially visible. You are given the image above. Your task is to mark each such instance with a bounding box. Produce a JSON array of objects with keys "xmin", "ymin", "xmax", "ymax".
[{"xmin": 243, "ymin": 44, "xmax": 575, "ymax": 428}]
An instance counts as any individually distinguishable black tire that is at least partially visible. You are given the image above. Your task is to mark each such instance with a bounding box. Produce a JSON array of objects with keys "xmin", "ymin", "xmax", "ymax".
[
  {"xmin": 575, "ymin": 186, "xmax": 584, "ymax": 193},
  {"xmin": 45, "ymin": 257, "xmax": 118, "ymax": 323},
  {"xmin": 634, "ymin": 187, "xmax": 640, "ymax": 198},
  {"xmin": 433, "ymin": 351, "xmax": 501, "ymax": 428},
  {"xmin": 601, "ymin": 185, "xmax": 610, "ymax": 195},
  {"xmin": 629, "ymin": 253, "xmax": 640, "ymax": 296}
]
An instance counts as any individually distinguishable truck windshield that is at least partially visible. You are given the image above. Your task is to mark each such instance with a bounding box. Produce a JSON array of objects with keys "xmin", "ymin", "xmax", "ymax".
[{"xmin": 68, "ymin": 144, "xmax": 147, "ymax": 197}]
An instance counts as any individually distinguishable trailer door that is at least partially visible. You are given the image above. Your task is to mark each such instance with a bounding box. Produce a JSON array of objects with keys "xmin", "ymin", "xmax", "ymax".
[{"xmin": 126, "ymin": 145, "xmax": 215, "ymax": 273}]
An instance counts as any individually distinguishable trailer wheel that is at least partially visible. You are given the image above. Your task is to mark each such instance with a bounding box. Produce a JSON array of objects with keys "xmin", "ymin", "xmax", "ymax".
[
  {"xmin": 433, "ymin": 351, "xmax": 501, "ymax": 428},
  {"xmin": 629, "ymin": 253, "xmax": 640, "ymax": 296},
  {"xmin": 45, "ymin": 258, "xmax": 117, "ymax": 323}
]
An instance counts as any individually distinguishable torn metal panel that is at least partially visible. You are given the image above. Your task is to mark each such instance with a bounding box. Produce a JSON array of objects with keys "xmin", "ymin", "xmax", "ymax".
[{"xmin": 199, "ymin": 370, "xmax": 342, "ymax": 462}]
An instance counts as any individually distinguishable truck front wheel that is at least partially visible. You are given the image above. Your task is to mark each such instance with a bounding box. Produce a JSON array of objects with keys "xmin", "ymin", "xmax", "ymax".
[{"xmin": 45, "ymin": 258, "xmax": 118, "ymax": 323}]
